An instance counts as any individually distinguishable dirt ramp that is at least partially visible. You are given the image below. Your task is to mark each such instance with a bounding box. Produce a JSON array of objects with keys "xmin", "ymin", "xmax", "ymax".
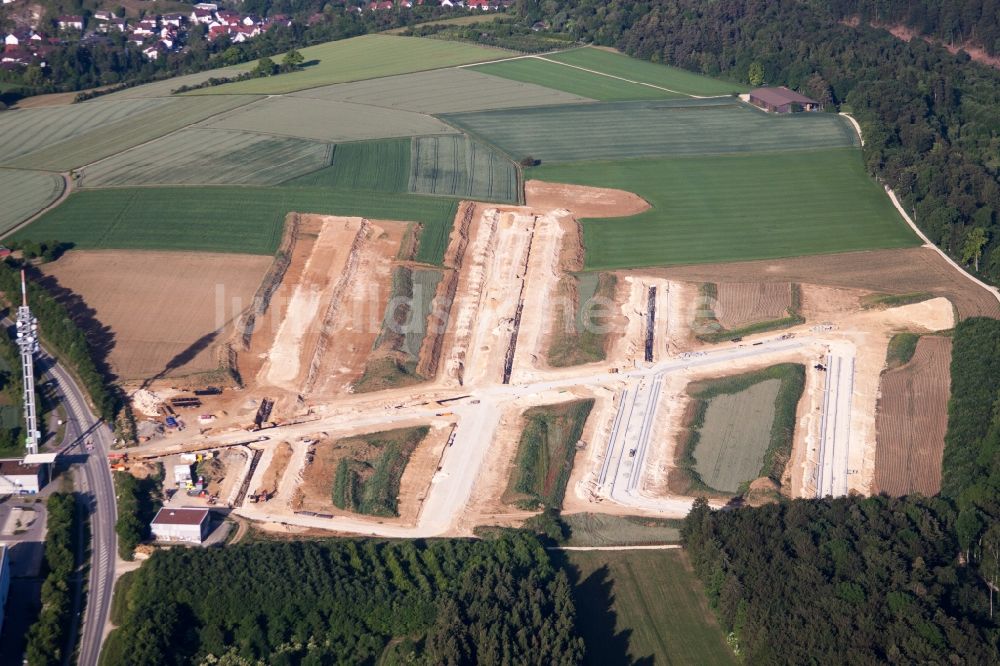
[{"xmin": 525, "ymin": 180, "xmax": 650, "ymax": 218}]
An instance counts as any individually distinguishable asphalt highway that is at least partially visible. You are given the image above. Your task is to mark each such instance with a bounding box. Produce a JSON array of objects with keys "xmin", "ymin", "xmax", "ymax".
[{"xmin": 44, "ymin": 355, "xmax": 117, "ymax": 666}]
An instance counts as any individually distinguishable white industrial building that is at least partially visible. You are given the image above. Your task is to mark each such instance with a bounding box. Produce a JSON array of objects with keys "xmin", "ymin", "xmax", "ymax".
[
  {"xmin": 150, "ymin": 507, "xmax": 210, "ymax": 543},
  {"xmin": 0, "ymin": 544, "xmax": 10, "ymax": 635},
  {"xmin": 0, "ymin": 459, "xmax": 45, "ymax": 495}
]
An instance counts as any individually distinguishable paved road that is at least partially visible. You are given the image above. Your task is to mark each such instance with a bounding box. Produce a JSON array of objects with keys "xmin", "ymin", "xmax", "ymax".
[
  {"xmin": 231, "ymin": 336, "xmax": 820, "ymax": 535},
  {"xmin": 815, "ymin": 353, "xmax": 855, "ymax": 497},
  {"xmin": 43, "ymin": 356, "xmax": 117, "ymax": 666}
]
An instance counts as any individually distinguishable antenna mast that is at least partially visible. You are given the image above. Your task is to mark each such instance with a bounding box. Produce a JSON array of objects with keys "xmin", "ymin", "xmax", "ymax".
[{"xmin": 15, "ymin": 270, "xmax": 40, "ymax": 456}]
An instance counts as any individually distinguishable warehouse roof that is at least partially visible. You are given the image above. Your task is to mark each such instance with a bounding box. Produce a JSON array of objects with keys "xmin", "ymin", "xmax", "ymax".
[
  {"xmin": 749, "ymin": 86, "xmax": 819, "ymax": 107},
  {"xmin": 0, "ymin": 459, "xmax": 43, "ymax": 476},
  {"xmin": 151, "ymin": 507, "xmax": 209, "ymax": 526}
]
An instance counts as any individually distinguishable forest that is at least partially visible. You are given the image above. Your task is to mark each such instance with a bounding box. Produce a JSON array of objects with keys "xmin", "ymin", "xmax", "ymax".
[
  {"xmin": 683, "ymin": 496, "xmax": 999, "ymax": 663},
  {"xmin": 826, "ymin": 0, "xmax": 1000, "ymax": 56},
  {"xmin": 941, "ymin": 318, "xmax": 1000, "ymax": 566},
  {"xmin": 680, "ymin": 316, "xmax": 1000, "ymax": 662},
  {"xmin": 24, "ymin": 492, "xmax": 79, "ymax": 666},
  {"xmin": 519, "ymin": 0, "xmax": 1000, "ymax": 283},
  {"xmin": 103, "ymin": 533, "xmax": 584, "ymax": 665}
]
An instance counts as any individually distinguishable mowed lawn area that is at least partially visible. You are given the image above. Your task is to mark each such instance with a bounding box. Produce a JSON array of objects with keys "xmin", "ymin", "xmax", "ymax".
[
  {"xmin": 192, "ymin": 34, "xmax": 510, "ymax": 95},
  {"xmin": 18, "ymin": 187, "xmax": 459, "ymax": 264},
  {"xmin": 472, "ymin": 57, "xmax": 680, "ymax": 101},
  {"xmin": 567, "ymin": 549, "xmax": 735, "ymax": 665},
  {"xmin": 547, "ymin": 47, "xmax": 747, "ymax": 97},
  {"xmin": 530, "ymin": 148, "xmax": 920, "ymax": 269}
]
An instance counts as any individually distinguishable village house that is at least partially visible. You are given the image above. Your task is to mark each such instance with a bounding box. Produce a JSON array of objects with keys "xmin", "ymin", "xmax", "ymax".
[{"xmin": 56, "ymin": 16, "xmax": 84, "ymax": 31}]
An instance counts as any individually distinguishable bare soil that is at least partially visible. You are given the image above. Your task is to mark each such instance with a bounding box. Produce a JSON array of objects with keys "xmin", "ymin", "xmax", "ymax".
[
  {"xmin": 525, "ymin": 180, "xmax": 650, "ymax": 218},
  {"xmin": 630, "ymin": 247, "xmax": 1000, "ymax": 320},
  {"xmin": 259, "ymin": 441, "xmax": 293, "ymax": 495},
  {"xmin": 873, "ymin": 336, "xmax": 952, "ymax": 496},
  {"xmin": 252, "ymin": 214, "xmax": 407, "ymax": 396},
  {"xmin": 41, "ymin": 250, "xmax": 271, "ymax": 382}
]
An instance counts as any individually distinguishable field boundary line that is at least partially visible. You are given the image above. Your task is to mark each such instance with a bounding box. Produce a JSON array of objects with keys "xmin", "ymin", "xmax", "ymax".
[
  {"xmin": 547, "ymin": 544, "xmax": 682, "ymax": 551},
  {"xmin": 1, "ymin": 171, "xmax": 71, "ymax": 240},
  {"xmin": 840, "ymin": 112, "xmax": 1000, "ymax": 306},
  {"xmin": 532, "ymin": 56, "xmax": 707, "ymax": 98}
]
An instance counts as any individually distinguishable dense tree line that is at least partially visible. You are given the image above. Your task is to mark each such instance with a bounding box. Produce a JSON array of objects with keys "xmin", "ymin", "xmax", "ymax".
[
  {"xmin": 942, "ymin": 318, "xmax": 1000, "ymax": 573},
  {"xmin": 114, "ymin": 469, "xmax": 161, "ymax": 559},
  {"xmin": 404, "ymin": 17, "xmax": 574, "ymax": 52},
  {"xmin": 827, "ymin": 0, "xmax": 1000, "ymax": 55},
  {"xmin": 520, "ymin": 0, "xmax": 1000, "ymax": 283},
  {"xmin": 683, "ymin": 496, "xmax": 999, "ymax": 663},
  {"xmin": 103, "ymin": 534, "xmax": 584, "ymax": 665},
  {"xmin": 0, "ymin": 260, "xmax": 117, "ymax": 420},
  {"xmin": 24, "ymin": 492, "xmax": 78, "ymax": 666},
  {"xmin": 0, "ymin": 5, "xmax": 475, "ymax": 101}
]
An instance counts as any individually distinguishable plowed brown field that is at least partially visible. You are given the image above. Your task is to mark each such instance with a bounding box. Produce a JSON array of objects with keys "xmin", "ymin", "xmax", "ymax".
[
  {"xmin": 40, "ymin": 250, "xmax": 270, "ymax": 381},
  {"xmin": 632, "ymin": 247, "xmax": 1000, "ymax": 319},
  {"xmin": 715, "ymin": 283, "xmax": 792, "ymax": 329},
  {"xmin": 873, "ymin": 336, "xmax": 952, "ymax": 496}
]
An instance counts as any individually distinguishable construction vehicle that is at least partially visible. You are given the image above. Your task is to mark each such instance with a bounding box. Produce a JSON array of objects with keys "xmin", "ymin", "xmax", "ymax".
[{"xmin": 108, "ymin": 452, "xmax": 129, "ymax": 471}]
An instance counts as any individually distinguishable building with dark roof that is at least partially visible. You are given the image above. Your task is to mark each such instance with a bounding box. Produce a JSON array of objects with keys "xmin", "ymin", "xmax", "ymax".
[
  {"xmin": 0, "ymin": 460, "xmax": 45, "ymax": 494},
  {"xmin": 748, "ymin": 86, "xmax": 822, "ymax": 113},
  {"xmin": 151, "ymin": 507, "xmax": 210, "ymax": 543}
]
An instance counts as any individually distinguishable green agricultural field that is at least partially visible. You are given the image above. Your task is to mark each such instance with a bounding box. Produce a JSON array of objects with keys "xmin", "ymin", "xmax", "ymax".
[
  {"xmin": 472, "ymin": 57, "xmax": 679, "ymax": 101},
  {"xmin": 0, "ymin": 169, "xmax": 64, "ymax": 234},
  {"xmin": 283, "ymin": 139, "xmax": 410, "ymax": 191},
  {"xmin": 19, "ymin": 186, "xmax": 459, "ymax": 262},
  {"xmin": 292, "ymin": 67, "xmax": 592, "ymax": 113},
  {"xmin": 6, "ymin": 96, "xmax": 258, "ymax": 171},
  {"xmin": 529, "ymin": 149, "xmax": 920, "ymax": 269},
  {"xmin": 681, "ymin": 364, "xmax": 806, "ymax": 495},
  {"xmin": 78, "ymin": 129, "xmax": 331, "ymax": 188},
  {"xmin": 548, "ymin": 47, "xmax": 747, "ymax": 96},
  {"xmin": 0, "ymin": 97, "xmax": 168, "ymax": 165},
  {"xmin": 505, "ymin": 399, "xmax": 594, "ymax": 510},
  {"xmin": 548, "ymin": 273, "xmax": 617, "ymax": 367},
  {"xmin": 191, "ymin": 34, "xmax": 510, "ymax": 96},
  {"xmin": 410, "ymin": 135, "xmax": 519, "ymax": 203},
  {"xmin": 443, "ymin": 98, "xmax": 858, "ymax": 163},
  {"xmin": 201, "ymin": 96, "xmax": 457, "ymax": 142},
  {"xmin": 568, "ymin": 550, "xmax": 735, "ymax": 665},
  {"xmin": 101, "ymin": 64, "xmax": 254, "ymax": 99},
  {"xmin": 330, "ymin": 426, "xmax": 429, "ymax": 517},
  {"xmin": 693, "ymin": 378, "xmax": 781, "ymax": 493},
  {"xmin": 560, "ymin": 513, "xmax": 683, "ymax": 546}
]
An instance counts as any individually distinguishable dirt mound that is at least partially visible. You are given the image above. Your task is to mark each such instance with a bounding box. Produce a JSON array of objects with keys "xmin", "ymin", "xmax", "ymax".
[
  {"xmin": 525, "ymin": 180, "xmax": 650, "ymax": 218},
  {"xmin": 630, "ymin": 247, "xmax": 1000, "ymax": 320}
]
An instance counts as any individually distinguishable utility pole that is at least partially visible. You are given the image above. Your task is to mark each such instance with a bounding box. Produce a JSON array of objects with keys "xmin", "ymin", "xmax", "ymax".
[{"xmin": 15, "ymin": 270, "xmax": 40, "ymax": 456}]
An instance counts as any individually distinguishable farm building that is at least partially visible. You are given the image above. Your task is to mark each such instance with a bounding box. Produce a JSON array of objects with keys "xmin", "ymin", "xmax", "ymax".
[
  {"xmin": 0, "ymin": 460, "xmax": 45, "ymax": 495},
  {"xmin": 748, "ymin": 87, "xmax": 822, "ymax": 113},
  {"xmin": 150, "ymin": 507, "xmax": 210, "ymax": 543}
]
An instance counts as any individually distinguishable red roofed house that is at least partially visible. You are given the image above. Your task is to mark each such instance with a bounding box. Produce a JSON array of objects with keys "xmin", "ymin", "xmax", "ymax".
[
  {"xmin": 748, "ymin": 86, "xmax": 822, "ymax": 114},
  {"xmin": 467, "ymin": 0, "xmax": 492, "ymax": 9},
  {"xmin": 151, "ymin": 507, "xmax": 210, "ymax": 543}
]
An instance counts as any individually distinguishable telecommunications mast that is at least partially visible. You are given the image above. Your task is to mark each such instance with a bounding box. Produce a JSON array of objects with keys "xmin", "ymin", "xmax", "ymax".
[{"xmin": 15, "ymin": 270, "xmax": 40, "ymax": 456}]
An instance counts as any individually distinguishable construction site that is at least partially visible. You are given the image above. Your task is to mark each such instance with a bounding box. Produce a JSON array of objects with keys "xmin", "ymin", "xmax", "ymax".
[{"xmin": 107, "ymin": 180, "xmax": 982, "ymax": 538}]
